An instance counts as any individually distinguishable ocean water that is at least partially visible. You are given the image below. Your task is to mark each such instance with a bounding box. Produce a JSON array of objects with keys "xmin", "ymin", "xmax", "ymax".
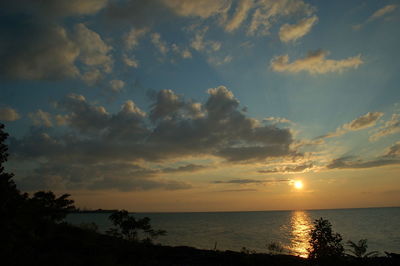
[{"xmin": 66, "ymin": 207, "xmax": 400, "ymax": 257}]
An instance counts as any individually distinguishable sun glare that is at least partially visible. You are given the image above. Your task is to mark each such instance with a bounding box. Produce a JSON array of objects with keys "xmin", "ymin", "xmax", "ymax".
[{"xmin": 294, "ymin": 180, "xmax": 303, "ymax": 190}]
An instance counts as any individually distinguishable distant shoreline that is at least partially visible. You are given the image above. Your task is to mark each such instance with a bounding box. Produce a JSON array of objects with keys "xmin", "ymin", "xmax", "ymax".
[{"xmin": 71, "ymin": 205, "xmax": 400, "ymax": 214}]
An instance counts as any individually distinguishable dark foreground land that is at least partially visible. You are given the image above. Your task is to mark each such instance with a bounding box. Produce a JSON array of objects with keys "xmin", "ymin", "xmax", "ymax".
[{"xmin": 2, "ymin": 222, "xmax": 398, "ymax": 266}]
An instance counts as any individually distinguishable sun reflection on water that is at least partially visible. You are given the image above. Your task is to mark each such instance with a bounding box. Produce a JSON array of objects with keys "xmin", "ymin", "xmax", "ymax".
[{"xmin": 289, "ymin": 211, "xmax": 312, "ymax": 258}]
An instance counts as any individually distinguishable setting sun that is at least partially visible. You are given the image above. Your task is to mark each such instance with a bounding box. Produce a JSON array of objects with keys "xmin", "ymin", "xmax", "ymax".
[{"xmin": 294, "ymin": 181, "xmax": 303, "ymax": 190}]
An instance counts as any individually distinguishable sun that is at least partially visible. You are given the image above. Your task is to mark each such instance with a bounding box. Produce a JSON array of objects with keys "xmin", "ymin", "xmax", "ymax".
[{"xmin": 294, "ymin": 180, "xmax": 303, "ymax": 190}]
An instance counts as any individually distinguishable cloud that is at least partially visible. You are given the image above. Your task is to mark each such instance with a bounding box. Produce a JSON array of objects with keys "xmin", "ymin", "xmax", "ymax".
[
  {"xmin": 327, "ymin": 142, "xmax": 400, "ymax": 169},
  {"xmin": 11, "ymin": 86, "xmax": 297, "ymax": 191},
  {"xmin": 370, "ymin": 114, "xmax": 400, "ymax": 141},
  {"xmin": 1, "ymin": 0, "xmax": 108, "ymax": 18},
  {"xmin": 0, "ymin": 107, "xmax": 20, "ymax": 121},
  {"xmin": 258, "ymin": 163, "xmax": 313, "ymax": 173},
  {"xmin": 108, "ymin": 79, "xmax": 125, "ymax": 93},
  {"xmin": 279, "ymin": 15, "xmax": 318, "ymax": 43},
  {"xmin": 172, "ymin": 44, "xmax": 192, "ymax": 59},
  {"xmin": 248, "ymin": 0, "xmax": 315, "ymax": 36},
  {"xmin": 320, "ymin": 112, "xmax": 384, "ymax": 139},
  {"xmin": 224, "ymin": 0, "xmax": 253, "ymax": 32},
  {"xmin": 0, "ymin": 23, "xmax": 80, "ymax": 80},
  {"xmin": 122, "ymin": 54, "xmax": 140, "ymax": 68},
  {"xmin": 151, "ymin": 32, "xmax": 169, "ymax": 55},
  {"xmin": 123, "ymin": 27, "xmax": 148, "ymax": 50},
  {"xmin": 190, "ymin": 27, "xmax": 221, "ymax": 53},
  {"xmin": 385, "ymin": 142, "xmax": 400, "ymax": 157},
  {"xmin": 207, "ymin": 55, "xmax": 233, "ymax": 66},
  {"xmin": 270, "ymin": 50, "xmax": 363, "ymax": 74},
  {"xmin": 74, "ymin": 23, "xmax": 113, "ymax": 78},
  {"xmin": 344, "ymin": 112, "xmax": 384, "ymax": 130},
  {"xmin": 29, "ymin": 110, "xmax": 53, "ymax": 128},
  {"xmin": 369, "ymin": 4, "xmax": 398, "ymax": 21},
  {"xmin": 162, "ymin": 164, "xmax": 207, "ymax": 173},
  {"xmin": 213, "ymin": 178, "xmax": 289, "ymax": 184},
  {"xmin": 353, "ymin": 4, "xmax": 398, "ymax": 30},
  {"xmin": 160, "ymin": 0, "xmax": 230, "ymax": 19},
  {"xmin": 326, "ymin": 157, "xmax": 400, "ymax": 169}
]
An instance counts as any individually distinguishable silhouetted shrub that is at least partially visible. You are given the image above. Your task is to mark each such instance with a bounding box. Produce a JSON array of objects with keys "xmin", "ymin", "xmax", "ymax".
[
  {"xmin": 107, "ymin": 210, "xmax": 166, "ymax": 243},
  {"xmin": 267, "ymin": 241, "xmax": 285, "ymax": 254},
  {"xmin": 308, "ymin": 217, "xmax": 344, "ymax": 259}
]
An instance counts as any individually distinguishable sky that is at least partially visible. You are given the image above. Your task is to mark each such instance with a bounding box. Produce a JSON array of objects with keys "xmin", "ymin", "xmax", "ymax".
[{"xmin": 0, "ymin": 0, "xmax": 399, "ymax": 212}]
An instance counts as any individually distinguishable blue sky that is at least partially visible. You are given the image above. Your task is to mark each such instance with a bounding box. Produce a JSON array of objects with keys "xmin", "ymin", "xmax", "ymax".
[{"xmin": 0, "ymin": 0, "xmax": 399, "ymax": 211}]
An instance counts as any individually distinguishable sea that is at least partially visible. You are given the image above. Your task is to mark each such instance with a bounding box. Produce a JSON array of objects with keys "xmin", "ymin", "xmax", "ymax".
[{"xmin": 66, "ymin": 207, "xmax": 400, "ymax": 257}]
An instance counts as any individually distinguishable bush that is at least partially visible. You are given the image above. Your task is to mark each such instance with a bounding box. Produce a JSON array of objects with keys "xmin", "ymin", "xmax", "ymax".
[
  {"xmin": 308, "ymin": 218, "xmax": 344, "ymax": 259},
  {"xmin": 106, "ymin": 210, "xmax": 166, "ymax": 243}
]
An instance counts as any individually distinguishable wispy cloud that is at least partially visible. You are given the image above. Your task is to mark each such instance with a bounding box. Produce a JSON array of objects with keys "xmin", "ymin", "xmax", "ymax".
[
  {"xmin": 270, "ymin": 50, "xmax": 363, "ymax": 74},
  {"xmin": 353, "ymin": 4, "xmax": 398, "ymax": 30},
  {"xmin": 279, "ymin": 15, "xmax": 318, "ymax": 43}
]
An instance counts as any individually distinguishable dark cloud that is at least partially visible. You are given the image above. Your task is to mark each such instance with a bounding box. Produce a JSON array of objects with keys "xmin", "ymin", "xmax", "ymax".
[
  {"xmin": 212, "ymin": 179, "xmax": 289, "ymax": 184},
  {"xmin": 11, "ymin": 86, "xmax": 296, "ymax": 191},
  {"xmin": 258, "ymin": 163, "xmax": 313, "ymax": 173},
  {"xmin": 162, "ymin": 164, "xmax": 207, "ymax": 173},
  {"xmin": 326, "ymin": 142, "xmax": 400, "ymax": 169}
]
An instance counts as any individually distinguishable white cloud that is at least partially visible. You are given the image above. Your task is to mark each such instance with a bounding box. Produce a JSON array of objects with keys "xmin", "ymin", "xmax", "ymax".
[
  {"xmin": 279, "ymin": 15, "xmax": 318, "ymax": 43},
  {"xmin": 270, "ymin": 50, "xmax": 363, "ymax": 74},
  {"xmin": 0, "ymin": 107, "xmax": 21, "ymax": 121}
]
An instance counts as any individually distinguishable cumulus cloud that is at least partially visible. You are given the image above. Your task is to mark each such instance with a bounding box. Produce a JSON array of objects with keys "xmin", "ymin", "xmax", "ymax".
[
  {"xmin": 370, "ymin": 114, "xmax": 400, "ymax": 141},
  {"xmin": 320, "ymin": 112, "xmax": 384, "ymax": 139},
  {"xmin": 0, "ymin": 24, "xmax": 80, "ymax": 80},
  {"xmin": 11, "ymin": 86, "xmax": 296, "ymax": 191},
  {"xmin": 279, "ymin": 15, "xmax": 318, "ymax": 43},
  {"xmin": 74, "ymin": 23, "xmax": 113, "ymax": 75},
  {"xmin": 271, "ymin": 50, "xmax": 363, "ymax": 74},
  {"xmin": 29, "ymin": 110, "xmax": 53, "ymax": 128},
  {"xmin": 0, "ymin": 107, "xmax": 21, "ymax": 121}
]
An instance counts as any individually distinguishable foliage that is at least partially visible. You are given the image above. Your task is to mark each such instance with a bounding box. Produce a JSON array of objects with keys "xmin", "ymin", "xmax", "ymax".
[
  {"xmin": 267, "ymin": 241, "xmax": 285, "ymax": 254},
  {"xmin": 308, "ymin": 218, "xmax": 344, "ymax": 259},
  {"xmin": 346, "ymin": 239, "xmax": 379, "ymax": 258},
  {"xmin": 29, "ymin": 191, "xmax": 75, "ymax": 222},
  {"xmin": 107, "ymin": 210, "xmax": 166, "ymax": 242}
]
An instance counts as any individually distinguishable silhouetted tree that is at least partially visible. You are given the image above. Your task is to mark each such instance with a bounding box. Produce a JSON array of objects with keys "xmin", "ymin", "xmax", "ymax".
[
  {"xmin": 29, "ymin": 191, "xmax": 75, "ymax": 222},
  {"xmin": 308, "ymin": 218, "xmax": 344, "ymax": 259},
  {"xmin": 107, "ymin": 210, "xmax": 166, "ymax": 242},
  {"xmin": 346, "ymin": 239, "xmax": 378, "ymax": 258}
]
